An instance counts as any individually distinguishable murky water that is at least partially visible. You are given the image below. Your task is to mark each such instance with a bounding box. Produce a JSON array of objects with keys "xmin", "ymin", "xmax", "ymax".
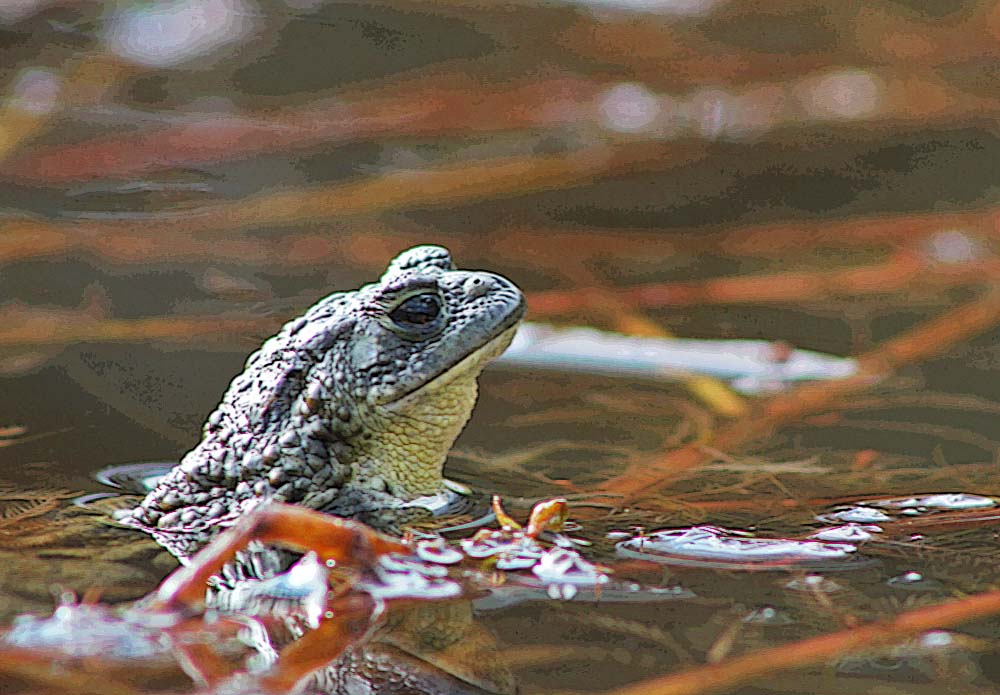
[{"xmin": 4, "ymin": 2, "xmax": 1000, "ymax": 694}]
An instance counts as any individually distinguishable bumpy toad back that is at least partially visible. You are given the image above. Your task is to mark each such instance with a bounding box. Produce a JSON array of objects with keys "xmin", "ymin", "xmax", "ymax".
[{"xmin": 118, "ymin": 245, "xmax": 525, "ymax": 560}]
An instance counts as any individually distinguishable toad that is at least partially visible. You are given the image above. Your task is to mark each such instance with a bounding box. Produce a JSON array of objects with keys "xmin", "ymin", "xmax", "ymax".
[{"xmin": 118, "ymin": 245, "xmax": 525, "ymax": 564}]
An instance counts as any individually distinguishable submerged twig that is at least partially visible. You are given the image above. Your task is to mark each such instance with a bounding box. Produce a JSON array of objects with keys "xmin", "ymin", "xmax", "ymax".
[
  {"xmin": 528, "ymin": 250, "xmax": 1000, "ymax": 314},
  {"xmin": 600, "ymin": 289, "xmax": 1000, "ymax": 498},
  {"xmin": 0, "ymin": 302, "xmax": 266, "ymax": 347},
  {"xmin": 601, "ymin": 586, "xmax": 1000, "ymax": 695},
  {"xmin": 6, "ymin": 76, "xmax": 597, "ymax": 182}
]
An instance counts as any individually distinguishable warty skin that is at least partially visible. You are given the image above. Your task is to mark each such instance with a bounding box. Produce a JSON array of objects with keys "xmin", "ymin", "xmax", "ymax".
[{"xmin": 119, "ymin": 245, "xmax": 525, "ymax": 562}]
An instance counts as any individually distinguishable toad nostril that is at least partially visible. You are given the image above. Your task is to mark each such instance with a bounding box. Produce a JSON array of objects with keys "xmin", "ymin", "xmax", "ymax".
[{"xmin": 464, "ymin": 275, "xmax": 492, "ymax": 299}]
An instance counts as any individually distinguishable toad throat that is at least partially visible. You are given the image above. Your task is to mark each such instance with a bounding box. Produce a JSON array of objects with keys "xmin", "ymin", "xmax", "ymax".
[{"xmin": 356, "ymin": 323, "xmax": 519, "ymax": 497}]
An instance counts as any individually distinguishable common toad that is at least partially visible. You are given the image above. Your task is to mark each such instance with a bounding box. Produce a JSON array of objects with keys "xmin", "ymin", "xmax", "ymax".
[{"xmin": 118, "ymin": 245, "xmax": 525, "ymax": 562}]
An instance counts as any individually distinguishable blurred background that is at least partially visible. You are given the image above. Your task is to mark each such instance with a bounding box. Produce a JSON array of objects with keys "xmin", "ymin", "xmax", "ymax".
[
  {"xmin": 4, "ymin": 1, "xmax": 1000, "ymax": 693},
  {"xmin": 2, "ymin": 0, "xmax": 999, "ymax": 460}
]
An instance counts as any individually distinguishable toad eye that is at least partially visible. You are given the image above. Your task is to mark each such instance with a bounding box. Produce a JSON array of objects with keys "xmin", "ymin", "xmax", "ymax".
[{"xmin": 388, "ymin": 293, "xmax": 444, "ymax": 329}]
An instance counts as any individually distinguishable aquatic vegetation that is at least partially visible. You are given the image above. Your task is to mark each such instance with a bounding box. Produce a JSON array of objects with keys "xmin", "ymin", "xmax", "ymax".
[
  {"xmin": 0, "ymin": 497, "xmax": 671, "ymax": 694},
  {"xmin": 5, "ymin": 1, "xmax": 1000, "ymax": 694}
]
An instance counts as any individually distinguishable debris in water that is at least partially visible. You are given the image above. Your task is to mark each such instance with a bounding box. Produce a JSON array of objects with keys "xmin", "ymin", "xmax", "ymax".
[
  {"xmin": 742, "ymin": 606, "xmax": 795, "ymax": 625},
  {"xmin": 414, "ymin": 537, "xmax": 464, "ymax": 565},
  {"xmin": 873, "ymin": 493, "xmax": 996, "ymax": 511},
  {"xmin": 358, "ymin": 555, "xmax": 462, "ymax": 600},
  {"xmin": 498, "ymin": 323, "xmax": 858, "ymax": 394},
  {"xmin": 887, "ymin": 571, "xmax": 944, "ymax": 592},
  {"xmin": 784, "ymin": 574, "xmax": 844, "ymax": 593},
  {"xmin": 817, "ymin": 493, "xmax": 998, "ymax": 526},
  {"xmin": 615, "ymin": 526, "xmax": 863, "ymax": 570},
  {"xmin": 532, "ymin": 548, "xmax": 610, "ymax": 586},
  {"xmin": 815, "ymin": 507, "xmax": 892, "ymax": 524},
  {"xmin": 809, "ymin": 524, "xmax": 882, "ymax": 542}
]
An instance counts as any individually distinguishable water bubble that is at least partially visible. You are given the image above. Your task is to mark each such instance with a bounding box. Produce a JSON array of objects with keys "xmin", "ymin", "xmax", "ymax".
[
  {"xmin": 551, "ymin": 533, "xmax": 591, "ymax": 548},
  {"xmin": 7, "ymin": 68, "xmax": 60, "ymax": 116},
  {"xmin": 809, "ymin": 524, "xmax": 882, "ymax": 542},
  {"xmin": 924, "ymin": 231, "xmax": 981, "ymax": 264},
  {"xmin": 817, "ymin": 507, "xmax": 892, "ymax": 524},
  {"xmin": 784, "ymin": 574, "xmax": 844, "ymax": 593},
  {"xmin": 919, "ymin": 631, "xmax": 954, "ymax": 649},
  {"xmin": 690, "ymin": 88, "xmax": 729, "ymax": 139},
  {"xmin": 877, "ymin": 493, "xmax": 995, "ymax": 511},
  {"xmin": 914, "ymin": 493, "xmax": 995, "ymax": 510},
  {"xmin": 743, "ymin": 606, "xmax": 794, "ymax": 625},
  {"xmin": 414, "ymin": 538, "xmax": 464, "ymax": 565},
  {"xmin": 104, "ymin": 0, "xmax": 258, "ymax": 68},
  {"xmin": 546, "ymin": 583, "xmax": 579, "ymax": 600},
  {"xmin": 459, "ymin": 530, "xmax": 550, "ymax": 570},
  {"xmin": 360, "ymin": 557, "xmax": 462, "ymax": 600},
  {"xmin": 496, "ymin": 552, "xmax": 544, "ymax": 571},
  {"xmin": 380, "ymin": 554, "xmax": 449, "ymax": 578},
  {"xmin": 797, "ymin": 69, "xmax": 882, "ymax": 120},
  {"xmin": 460, "ymin": 531, "xmax": 523, "ymax": 558},
  {"xmin": 598, "ymin": 83, "xmax": 661, "ymax": 134},
  {"xmin": 820, "ymin": 493, "xmax": 997, "ymax": 524},
  {"xmin": 533, "ymin": 548, "xmax": 610, "ymax": 585},
  {"xmin": 887, "ymin": 571, "xmax": 943, "ymax": 592}
]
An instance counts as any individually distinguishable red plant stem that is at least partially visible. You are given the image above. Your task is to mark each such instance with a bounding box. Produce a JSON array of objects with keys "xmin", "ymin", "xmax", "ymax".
[
  {"xmin": 257, "ymin": 595, "xmax": 377, "ymax": 694},
  {"xmin": 150, "ymin": 504, "xmax": 405, "ymax": 613}
]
